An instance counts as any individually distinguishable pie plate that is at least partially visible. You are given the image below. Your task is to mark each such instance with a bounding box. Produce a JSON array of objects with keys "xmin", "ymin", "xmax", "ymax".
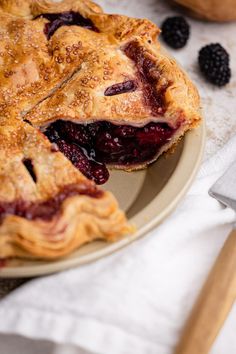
[{"xmin": 0, "ymin": 122, "xmax": 205, "ymax": 278}]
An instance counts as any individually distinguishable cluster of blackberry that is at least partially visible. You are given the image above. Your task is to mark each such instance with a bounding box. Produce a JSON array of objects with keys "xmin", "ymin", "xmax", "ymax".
[
  {"xmin": 198, "ymin": 44, "xmax": 231, "ymax": 86},
  {"xmin": 161, "ymin": 16, "xmax": 231, "ymax": 87}
]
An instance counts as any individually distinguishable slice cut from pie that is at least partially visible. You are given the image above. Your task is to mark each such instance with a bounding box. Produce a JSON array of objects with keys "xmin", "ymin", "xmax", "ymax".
[{"xmin": 0, "ymin": 118, "xmax": 130, "ymax": 260}]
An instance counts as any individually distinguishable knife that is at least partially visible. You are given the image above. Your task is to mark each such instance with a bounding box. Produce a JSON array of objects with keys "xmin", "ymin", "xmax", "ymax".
[{"xmin": 174, "ymin": 162, "xmax": 236, "ymax": 354}]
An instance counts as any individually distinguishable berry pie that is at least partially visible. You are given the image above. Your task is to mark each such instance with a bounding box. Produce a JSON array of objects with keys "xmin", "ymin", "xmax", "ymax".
[{"xmin": 0, "ymin": 0, "xmax": 201, "ymax": 260}]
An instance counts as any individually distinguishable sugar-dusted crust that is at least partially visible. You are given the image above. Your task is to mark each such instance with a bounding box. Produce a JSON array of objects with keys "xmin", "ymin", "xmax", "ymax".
[
  {"xmin": 0, "ymin": 0, "xmax": 201, "ymax": 130},
  {"xmin": 0, "ymin": 0, "xmax": 103, "ymax": 17},
  {"xmin": 0, "ymin": 0, "xmax": 201, "ymax": 260},
  {"xmin": 0, "ymin": 0, "xmax": 158, "ymax": 118}
]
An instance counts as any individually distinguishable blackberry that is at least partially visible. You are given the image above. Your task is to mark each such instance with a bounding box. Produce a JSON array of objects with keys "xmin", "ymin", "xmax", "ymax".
[
  {"xmin": 198, "ymin": 43, "xmax": 231, "ymax": 86},
  {"xmin": 161, "ymin": 16, "xmax": 190, "ymax": 49}
]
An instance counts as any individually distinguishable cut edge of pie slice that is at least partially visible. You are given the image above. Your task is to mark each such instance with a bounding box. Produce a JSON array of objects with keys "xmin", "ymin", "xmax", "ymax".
[{"xmin": 0, "ymin": 118, "xmax": 132, "ymax": 260}]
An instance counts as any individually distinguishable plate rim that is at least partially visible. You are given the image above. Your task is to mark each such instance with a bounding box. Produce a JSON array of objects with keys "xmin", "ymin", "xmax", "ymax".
[{"xmin": 0, "ymin": 122, "xmax": 206, "ymax": 278}]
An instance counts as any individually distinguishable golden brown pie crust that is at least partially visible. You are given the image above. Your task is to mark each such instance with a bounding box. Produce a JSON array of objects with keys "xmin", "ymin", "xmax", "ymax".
[{"xmin": 0, "ymin": 0, "xmax": 201, "ymax": 260}]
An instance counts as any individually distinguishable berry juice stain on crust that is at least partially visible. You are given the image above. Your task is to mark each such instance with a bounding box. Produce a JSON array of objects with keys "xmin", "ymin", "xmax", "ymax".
[
  {"xmin": 35, "ymin": 11, "xmax": 99, "ymax": 39},
  {"xmin": 45, "ymin": 120, "xmax": 176, "ymax": 185},
  {"xmin": 123, "ymin": 40, "xmax": 169, "ymax": 116},
  {"xmin": 0, "ymin": 184, "xmax": 103, "ymax": 221}
]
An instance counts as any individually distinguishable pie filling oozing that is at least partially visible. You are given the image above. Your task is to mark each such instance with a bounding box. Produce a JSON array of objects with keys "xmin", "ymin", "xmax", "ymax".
[
  {"xmin": 45, "ymin": 120, "xmax": 177, "ymax": 185},
  {"xmin": 35, "ymin": 11, "xmax": 99, "ymax": 39},
  {"xmin": 0, "ymin": 184, "xmax": 103, "ymax": 222},
  {"xmin": 123, "ymin": 40, "xmax": 169, "ymax": 116}
]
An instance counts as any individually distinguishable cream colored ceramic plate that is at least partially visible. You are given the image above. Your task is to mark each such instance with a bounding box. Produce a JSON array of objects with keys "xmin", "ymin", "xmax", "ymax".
[{"xmin": 0, "ymin": 123, "xmax": 205, "ymax": 278}]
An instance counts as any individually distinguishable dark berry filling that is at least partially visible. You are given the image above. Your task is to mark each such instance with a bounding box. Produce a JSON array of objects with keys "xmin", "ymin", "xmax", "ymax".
[
  {"xmin": 45, "ymin": 120, "xmax": 176, "ymax": 185},
  {"xmin": 104, "ymin": 80, "xmax": 138, "ymax": 96},
  {"xmin": 35, "ymin": 11, "xmax": 99, "ymax": 39},
  {"xmin": 123, "ymin": 40, "xmax": 169, "ymax": 116},
  {"xmin": 56, "ymin": 139, "xmax": 109, "ymax": 185},
  {"xmin": 0, "ymin": 259, "xmax": 6, "ymax": 268},
  {"xmin": 0, "ymin": 184, "xmax": 103, "ymax": 222}
]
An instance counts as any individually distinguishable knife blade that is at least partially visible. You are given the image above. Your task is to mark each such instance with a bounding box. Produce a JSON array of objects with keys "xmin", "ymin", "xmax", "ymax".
[
  {"xmin": 209, "ymin": 160, "xmax": 236, "ymax": 211},
  {"xmin": 175, "ymin": 162, "xmax": 236, "ymax": 354}
]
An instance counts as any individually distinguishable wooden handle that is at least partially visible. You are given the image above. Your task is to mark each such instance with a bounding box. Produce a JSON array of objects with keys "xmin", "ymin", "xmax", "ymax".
[{"xmin": 174, "ymin": 228, "xmax": 236, "ymax": 354}]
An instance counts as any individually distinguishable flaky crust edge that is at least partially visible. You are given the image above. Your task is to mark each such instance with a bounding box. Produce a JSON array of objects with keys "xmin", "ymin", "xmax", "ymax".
[{"xmin": 0, "ymin": 191, "xmax": 133, "ymax": 260}]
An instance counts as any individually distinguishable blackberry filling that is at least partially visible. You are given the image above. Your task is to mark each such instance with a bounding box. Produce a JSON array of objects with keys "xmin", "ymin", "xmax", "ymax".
[
  {"xmin": 35, "ymin": 11, "xmax": 99, "ymax": 39},
  {"xmin": 0, "ymin": 259, "xmax": 6, "ymax": 268},
  {"xmin": 104, "ymin": 80, "xmax": 138, "ymax": 96},
  {"xmin": 123, "ymin": 40, "xmax": 169, "ymax": 116},
  {"xmin": 45, "ymin": 120, "xmax": 176, "ymax": 185}
]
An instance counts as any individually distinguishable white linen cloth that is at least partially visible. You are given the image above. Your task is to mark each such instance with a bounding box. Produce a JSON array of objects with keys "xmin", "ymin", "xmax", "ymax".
[{"xmin": 0, "ymin": 134, "xmax": 236, "ymax": 354}]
